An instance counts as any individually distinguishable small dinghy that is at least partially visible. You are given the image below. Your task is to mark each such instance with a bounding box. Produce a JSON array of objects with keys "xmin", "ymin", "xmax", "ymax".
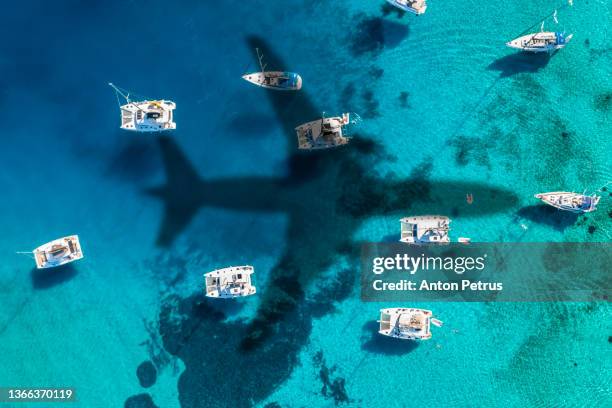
[
  {"xmin": 204, "ymin": 265, "xmax": 257, "ymax": 299},
  {"xmin": 295, "ymin": 113, "xmax": 360, "ymax": 150},
  {"xmin": 22, "ymin": 235, "xmax": 84, "ymax": 269},
  {"xmin": 242, "ymin": 48, "xmax": 302, "ymax": 91},
  {"xmin": 385, "ymin": 0, "xmax": 428, "ymax": 15},
  {"xmin": 378, "ymin": 308, "xmax": 442, "ymax": 340},
  {"xmin": 109, "ymin": 83, "xmax": 176, "ymax": 132},
  {"xmin": 535, "ymin": 191, "xmax": 600, "ymax": 213}
]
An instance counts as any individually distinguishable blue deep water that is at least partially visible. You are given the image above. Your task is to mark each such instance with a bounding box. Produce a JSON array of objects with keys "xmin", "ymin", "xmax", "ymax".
[{"xmin": 0, "ymin": 0, "xmax": 610, "ymax": 407}]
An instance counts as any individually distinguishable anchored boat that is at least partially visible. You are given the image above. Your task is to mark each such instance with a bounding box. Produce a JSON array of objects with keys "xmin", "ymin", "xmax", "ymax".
[
  {"xmin": 400, "ymin": 215, "xmax": 451, "ymax": 244},
  {"xmin": 385, "ymin": 0, "xmax": 428, "ymax": 15},
  {"xmin": 109, "ymin": 83, "xmax": 176, "ymax": 132},
  {"xmin": 535, "ymin": 191, "xmax": 600, "ymax": 213},
  {"xmin": 242, "ymin": 48, "xmax": 302, "ymax": 91},
  {"xmin": 295, "ymin": 113, "xmax": 360, "ymax": 150},
  {"xmin": 204, "ymin": 265, "xmax": 257, "ymax": 299},
  {"xmin": 22, "ymin": 235, "xmax": 84, "ymax": 269},
  {"xmin": 378, "ymin": 308, "xmax": 443, "ymax": 340},
  {"xmin": 507, "ymin": 18, "xmax": 573, "ymax": 53}
]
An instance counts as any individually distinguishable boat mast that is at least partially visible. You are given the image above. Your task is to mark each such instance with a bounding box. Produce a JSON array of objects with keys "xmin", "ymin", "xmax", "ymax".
[
  {"xmin": 108, "ymin": 82, "xmax": 132, "ymax": 104},
  {"xmin": 256, "ymin": 48, "xmax": 267, "ymax": 73}
]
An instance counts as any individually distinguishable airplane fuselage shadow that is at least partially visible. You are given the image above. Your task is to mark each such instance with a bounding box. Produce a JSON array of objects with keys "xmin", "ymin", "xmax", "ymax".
[{"xmin": 31, "ymin": 264, "xmax": 78, "ymax": 290}]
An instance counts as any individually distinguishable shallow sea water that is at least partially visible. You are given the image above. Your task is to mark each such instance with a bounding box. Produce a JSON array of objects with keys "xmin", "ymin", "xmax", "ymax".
[{"xmin": 0, "ymin": 0, "xmax": 610, "ymax": 407}]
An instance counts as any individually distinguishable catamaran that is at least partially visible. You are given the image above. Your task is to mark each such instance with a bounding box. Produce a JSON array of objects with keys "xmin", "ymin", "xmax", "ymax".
[
  {"xmin": 400, "ymin": 215, "xmax": 451, "ymax": 244},
  {"xmin": 385, "ymin": 0, "xmax": 428, "ymax": 15},
  {"xmin": 535, "ymin": 191, "xmax": 600, "ymax": 213},
  {"xmin": 295, "ymin": 113, "xmax": 360, "ymax": 150},
  {"xmin": 20, "ymin": 235, "xmax": 84, "ymax": 269},
  {"xmin": 242, "ymin": 48, "xmax": 302, "ymax": 91},
  {"xmin": 109, "ymin": 83, "xmax": 176, "ymax": 132},
  {"xmin": 378, "ymin": 308, "xmax": 443, "ymax": 340},
  {"xmin": 507, "ymin": 20, "xmax": 573, "ymax": 53},
  {"xmin": 204, "ymin": 265, "xmax": 257, "ymax": 299}
]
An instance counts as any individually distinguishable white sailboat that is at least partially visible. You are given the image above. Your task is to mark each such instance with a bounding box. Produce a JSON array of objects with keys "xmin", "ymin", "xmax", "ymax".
[
  {"xmin": 20, "ymin": 235, "xmax": 84, "ymax": 269},
  {"xmin": 507, "ymin": 19, "xmax": 573, "ymax": 53},
  {"xmin": 295, "ymin": 113, "xmax": 360, "ymax": 150},
  {"xmin": 535, "ymin": 191, "xmax": 600, "ymax": 213},
  {"xmin": 400, "ymin": 215, "xmax": 451, "ymax": 244},
  {"xmin": 204, "ymin": 265, "xmax": 257, "ymax": 299},
  {"xmin": 109, "ymin": 83, "xmax": 176, "ymax": 132},
  {"xmin": 385, "ymin": 0, "xmax": 428, "ymax": 15},
  {"xmin": 242, "ymin": 48, "xmax": 302, "ymax": 91},
  {"xmin": 378, "ymin": 308, "xmax": 443, "ymax": 340}
]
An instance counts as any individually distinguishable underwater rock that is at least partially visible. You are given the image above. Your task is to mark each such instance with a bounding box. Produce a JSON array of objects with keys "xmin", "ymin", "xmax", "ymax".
[
  {"xmin": 313, "ymin": 350, "xmax": 351, "ymax": 405},
  {"xmin": 136, "ymin": 361, "xmax": 157, "ymax": 388},
  {"xmin": 588, "ymin": 225, "xmax": 597, "ymax": 234},
  {"xmin": 124, "ymin": 393, "xmax": 159, "ymax": 408},
  {"xmin": 399, "ymin": 91, "xmax": 410, "ymax": 108}
]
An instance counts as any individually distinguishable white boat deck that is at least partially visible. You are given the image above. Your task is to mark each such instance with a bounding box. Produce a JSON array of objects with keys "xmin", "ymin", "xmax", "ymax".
[
  {"xmin": 400, "ymin": 215, "xmax": 451, "ymax": 244},
  {"xmin": 204, "ymin": 265, "xmax": 257, "ymax": 298}
]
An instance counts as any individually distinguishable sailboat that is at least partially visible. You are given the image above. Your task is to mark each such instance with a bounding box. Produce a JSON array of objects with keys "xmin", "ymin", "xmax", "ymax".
[
  {"xmin": 204, "ymin": 266, "xmax": 257, "ymax": 299},
  {"xmin": 20, "ymin": 235, "xmax": 84, "ymax": 269},
  {"xmin": 385, "ymin": 0, "xmax": 428, "ymax": 15},
  {"xmin": 295, "ymin": 112, "xmax": 361, "ymax": 150},
  {"xmin": 109, "ymin": 83, "xmax": 176, "ymax": 132},
  {"xmin": 506, "ymin": 17, "xmax": 573, "ymax": 53},
  {"xmin": 242, "ymin": 48, "xmax": 302, "ymax": 91},
  {"xmin": 535, "ymin": 191, "xmax": 600, "ymax": 213},
  {"xmin": 378, "ymin": 308, "xmax": 443, "ymax": 340}
]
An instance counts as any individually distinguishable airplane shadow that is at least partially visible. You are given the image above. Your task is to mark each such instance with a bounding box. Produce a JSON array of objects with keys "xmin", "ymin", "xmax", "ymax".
[
  {"xmin": 361, "ymin": 321, "xmax": 419, "ymax": 355},
  {"xmin": 107, "ymin": 137, "xmax": 161, "ymax": 182},
  {"xmin": 487, "ymin": 51, "xmax": 554, "ymax": 78},
  {"xmin": 516, "ymin": 204, "xmax": 579, "ymax": 231},
  {"xmin": 31, "ymin": 264, "xmax": 78, "ymax": 290}
]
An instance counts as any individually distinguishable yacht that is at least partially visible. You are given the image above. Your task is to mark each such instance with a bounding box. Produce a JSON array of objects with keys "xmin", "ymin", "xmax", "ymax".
[
  {"xmin": 296, "ymin": 113, "xmax": 359, "ymax": 150},
  {"xmin": 204, "ymin": 265, "xmax": 257, "ymax": 299},
  {"xmin": 378, "ymin": 308, "xmax": 443, "ymax": 340},
  {"xmin": 109, "ymin": 83, "xmax": 176, "ymax": 132},
  {"xmin": 535, "ymin": 191, "xmax": 600, "ymax": 213},
  {"xmin": 242, "ymin": 48, "xmax": 302, "ymax": 91},
  {"xmin": 385, "ymin": 0, "xmax": 428, "ymax": 15},
  {"xmin": 29, "ymin": 235, "xmax": 84, "ymax": 269},
  {"xmin": 507, "ymin": 20, "xmax": 573, "ymax": 53},
  {"xmin": 400, "ymin": 215, "xmax": 451, "ymax": 244}
]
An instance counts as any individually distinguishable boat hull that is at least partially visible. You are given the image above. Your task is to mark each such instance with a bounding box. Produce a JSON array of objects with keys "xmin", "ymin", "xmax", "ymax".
[
  {"xmin": 535, "ymin": 192, "xmax": 600, "ymax": 213},
  {"xmin": 33, "ymin": 235, "xmax": 84, "ymax": 269},
  {"xmin": 242, "ymin": 71, "xmax": 302, "ymax": 91},
  {"xmin": 385, "ymin": 0, "xmax": 427, "ymax": 15},
  {"xmin": 506, "ymin": 32, "xmax": 573, "ymax": 53}
]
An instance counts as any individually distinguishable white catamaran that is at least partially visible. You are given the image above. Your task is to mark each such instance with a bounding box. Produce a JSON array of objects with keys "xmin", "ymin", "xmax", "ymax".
[
  {"xmin": 378, "ymin": 308, "xmax": 443, "ymax": 340},
  {"xmin": 295, "ymin": 113, "xmax": 360, "ymax": 150},
  {"xmin": 535, "ymin": 191, "xmax": 600, "ymax": 213},
  {"xmin": 507, "ymin": 20, "xmax": 573, "ymax": 53},
  {"xmin": 204, "ymin": 265, "xmax": 257, "ymax": 299},
  {"xmin": 400, "ymin": 215, "xmax": 451, "ymax": 244},
  {"xmin": 21, "ymin": 235, "xmax": 84, "ymax": 269},
  {"xmin": 242, "ymin": 48, "xmax": 302, "ymax": 91},
  {"xmin": 385, "ymin": 0, "xmax": 428, "ymax": 15},
  {"xmin": 109, "ymin": 83, "xmax": 176, "ymax": 132}
]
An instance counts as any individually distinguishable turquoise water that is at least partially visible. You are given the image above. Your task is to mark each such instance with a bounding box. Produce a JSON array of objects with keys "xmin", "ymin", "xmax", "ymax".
[{"xmin": 0, "ymin": 0, "xmax": 610, "ymax": 407}]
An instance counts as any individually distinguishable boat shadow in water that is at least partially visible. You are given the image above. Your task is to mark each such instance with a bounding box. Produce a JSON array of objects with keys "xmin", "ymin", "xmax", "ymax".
[
  {"xmin": 31, "ymin": 264, "xmax": 78, "ymax": 290},
  {"xmin": 361, "ymin": 321, "xmax": 419, "ymax": 355},
  {"xmin": 516, "ymin": 204, "xmax": 580, "ymax": 231},
  {"xmin": 349, "ymin": 15, "xmax": 410, "ymax": 56},
  {"xmin": 488, "ymin": 51, "xmax": 555, "ymax": 78}
]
